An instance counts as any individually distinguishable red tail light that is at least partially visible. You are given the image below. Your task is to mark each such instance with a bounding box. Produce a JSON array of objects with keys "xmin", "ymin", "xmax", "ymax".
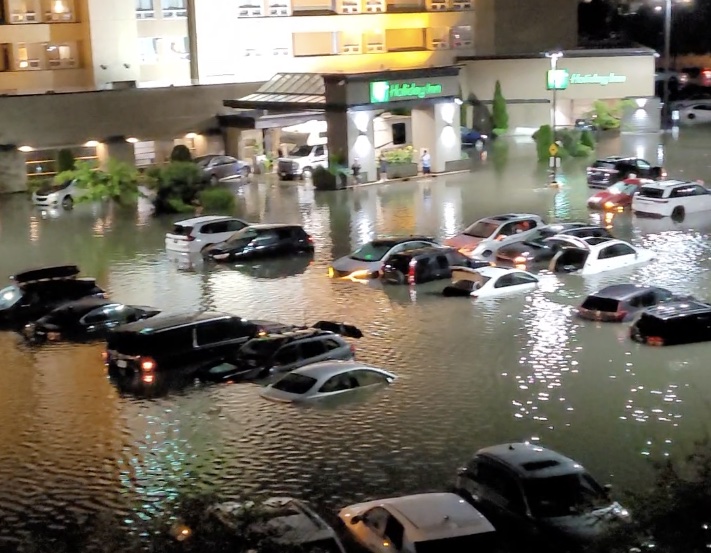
[
  {"xmin": 615, "ymin": 310, "xmax": 628, "ymax": 322},
  {"xmin": 647, "ymin": 336, "xmax": 665, "ymax": 347},
  {"xmin": 407, "ymin": 260, "xmax": 416, "ymax": 285},
  {"xmin": 307, "ymin": 235, "xmax": 313, "ymax": 243},
  {"xmin": 101, "ymin": 351, "xmax": 108, "ymax": 362},
  {"xmin": 140, "ymin": 357, "xmax": 156, "ymax": 372},
  {"xmin": 350, "ymin": 344, "xmax": 356, "ymax": 355},
  {"xmin": 186, "ymin": 235, "xmax": 195, "ymax": 241}
]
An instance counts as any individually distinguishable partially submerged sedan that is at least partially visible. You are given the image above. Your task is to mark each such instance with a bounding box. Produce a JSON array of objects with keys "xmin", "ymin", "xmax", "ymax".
[
  {"xmin": 442, "ymin": 267, "xmax": 539, "ymax": 298},
  {"xmin": 587, "ymin": 178, "xmax": 653, "ymax": 211},
  {"xmin": 549, "ymin": 237, "xmax": 655, "ymax": 275}
]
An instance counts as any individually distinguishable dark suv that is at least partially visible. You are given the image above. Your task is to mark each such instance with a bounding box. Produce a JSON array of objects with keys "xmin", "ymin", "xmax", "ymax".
[
  {"xmin": 380, "ymin": 247, "xmax": 487, "ymax": 285},
  {"xmin": 105, "ymin": 311, "xmax": 289, "ymax": 376},
  {"xmin": 206, "ymin": 224, "xmax": 314, "ymax": 262},
  {"xmin": 586, "ymin": 156, "xmax": 663, "ymax": 188},
  {"xmin": 630, "ymin": 300, "xmax": 711, "ymax": 346},
  {"xmin": 577, "ymin": 284, "xmax": 685, "ymax": 322}
]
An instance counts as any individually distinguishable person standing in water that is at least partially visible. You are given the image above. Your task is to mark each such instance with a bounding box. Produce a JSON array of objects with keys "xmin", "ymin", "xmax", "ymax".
[{"xmin": 421, "ymin": 149, "xmax": 431, "ymax": 175}]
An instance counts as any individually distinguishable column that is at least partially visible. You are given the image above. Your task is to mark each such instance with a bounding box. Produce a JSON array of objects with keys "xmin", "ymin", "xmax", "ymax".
[
  {"xmin": 153, "ymin": 140, "xmax": 176, "ymax": 164},
  {"xmin": 97, "ymin": 139, "xmax": 136, "ymax": 169},
  {"xmin": 186, "ymin": 0, "xmax": 200, "ymax": 84},
  {"xmin": 0, "ymin": 147, "xmax": 28, "ymax": 193},
  {"xmin": 326, "ymin": 108, "xmax": 376, "ymax": 182},
  {"xmin": 411, "ymin": 102, "xmax": 461, "ymax": 173}
]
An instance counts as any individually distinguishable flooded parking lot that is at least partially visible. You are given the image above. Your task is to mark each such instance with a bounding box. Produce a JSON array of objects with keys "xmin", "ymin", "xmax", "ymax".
[{"xmin": 2, "ymin": 128, "xmax": 711, "ymax": 546}]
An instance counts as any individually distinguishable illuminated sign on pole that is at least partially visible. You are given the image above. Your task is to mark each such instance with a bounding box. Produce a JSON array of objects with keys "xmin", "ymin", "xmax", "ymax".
[{"xmin": 369, "ymin": 81, "xmax": 444, "ymax": 103}]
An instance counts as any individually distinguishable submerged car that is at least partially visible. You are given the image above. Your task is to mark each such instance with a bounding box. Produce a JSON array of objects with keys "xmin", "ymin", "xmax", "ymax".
[
  {"xmin": 0, "ymin": 265, "xmax": 104, "ymax": 328},
  {"xmin": 454, "ymin": 443, "xmax": 630, "ymax": 548},
  {"xmin": 586, "ymin": 156, "xmax": 664, "ymax": 188},
  {"xmin": 31, "ymin": 179, "xmax": 86, "ymax": 209},
  {"xmin": 380, "ymin": 246, "xmax": 487, "ymax": 285},
  {"xmin": 24, "ymin": 297, "xmax": 160, "ymax": 342},
  {"xmin": 442, "ymin": 267, "xmax": 539, "ymax": 298},
  {"xmin": 549, "ymin": 237, "xmax": 655, "ymax": 275},
  {"xmin": 630, "ymin": 300, "xmax": 711, "ymax": 346},
  {"xmin": 205, "ymin": 497, "xmax": 346, "ymax": 552},
  {"xmin": 329, "ymin": 236, "xmax": 438, "ymax": 280},
  {"xmin": 444, "ymin": 214, "xmax": 545, "ymax": 260},
  {"xmin": 587, "ymin": 178, "xmax": 653, "ymax": 211},
  {"xmin": 260, "ymin": 360, "xmax": 396, "ymax": 403},
  {"xmin": 206, "ymin": 224, "xmax": 314, "ymax": 262},
  {"xmin": 632, "ymin": 179, "xmax": 711, "ymax": 219},
  {"xmin": 194, "ymin": 154, "xmax": 251, "ymax": 185},
  {"xmin": 339, "ymin": 492, "xmax": 498, "ymax": 553},
  {"xmin": 577, "ymin": 284, "xmax": 687, "ymax": 323},
  {"xmin": 198, "ymin": 323, "xmax": 362, "ymax": 382},
  {"xmin": 165, "ymin": 216, "xmax": 249, "ymax": 254}
]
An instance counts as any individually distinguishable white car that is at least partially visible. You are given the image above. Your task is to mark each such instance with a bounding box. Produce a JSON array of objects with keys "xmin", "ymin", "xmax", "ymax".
[
  {"xmin": 549, "ymin": 237, "xmax": 655, "ymax": 275},
  {"xmin": 678, "ymin": 103, "xmax": 711, "ymax": 125},
  {"xmin": 164, "ymin": 215, "xmax": 249, "ymax": 254},
  {"xmin": 442, "ymin": 266, "xmax": 539, "ymax": 298},
  {"xmin": 329, "ymin": 236, "xmax": 438, "ymax": 280},
  {"xmin": 338, "ymin": 492, "xmax": 497, "ymax": 553},
  {"xmin": 632, "ymin": 179, "xmax": 711, "ymax": 219},
  {"xmin": 260, "ymin": 360, "xmax": 396, "ymax": 403},
  {"xmin": 32, "ymin": 179, "xmax": 86, "ymax": 210},
  {"xmin": 444, "ymin": 213, "xmax": 545, "ymax": 260}
]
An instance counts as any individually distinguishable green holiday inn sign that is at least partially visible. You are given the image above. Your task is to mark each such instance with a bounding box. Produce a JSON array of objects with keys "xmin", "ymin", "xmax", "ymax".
[
  {"xmin": 370, "ymin": 81, "xmax": 444, "ymax": 103},
  {"xmin": 546, "ymin": 70, "xmax": 628, "ymax": 90}
]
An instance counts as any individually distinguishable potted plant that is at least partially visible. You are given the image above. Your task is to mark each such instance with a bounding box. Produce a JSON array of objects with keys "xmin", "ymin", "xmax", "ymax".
[
  {"xmin": 313, "ymin": 154, "xmax": 349, "ymax": 191},
  {"xmin": 384, "ymin": 146, "xmax": 418, "ymax": 179},
  {"xmin": 444, "ymin": 152, "xmax": 472, "ymax": 172}
]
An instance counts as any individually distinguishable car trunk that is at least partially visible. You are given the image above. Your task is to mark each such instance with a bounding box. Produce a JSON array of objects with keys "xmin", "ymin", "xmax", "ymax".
[
  {"xmin": 165, "ymin": 224, "xmax": 194, "ymax": 251},
  {"xmin": 578, "ymin": 296, "xmax": 626, "ymax": 322}
]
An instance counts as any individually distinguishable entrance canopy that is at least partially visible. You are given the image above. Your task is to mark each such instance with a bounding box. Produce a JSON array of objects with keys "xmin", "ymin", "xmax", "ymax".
[{"xmin": 224, "ymin": 73, "xmax": 326, "ymax": 111}]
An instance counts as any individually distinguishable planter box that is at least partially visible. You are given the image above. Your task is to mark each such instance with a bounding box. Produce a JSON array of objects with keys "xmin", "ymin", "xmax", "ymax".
[
  {"xmin": 386, "ymin": 162, "xmax": 418, "ymax": 179},
  {"xmin": 444, "ymin": 159, "xmax": 471, "ymax": 172},
  {"xmin": 313, "ymin": 170, "xmax": 348, "ymax": 191}
]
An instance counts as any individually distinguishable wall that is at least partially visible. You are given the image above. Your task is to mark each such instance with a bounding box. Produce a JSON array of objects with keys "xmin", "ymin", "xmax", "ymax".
[
  {"xmin": 0, "ymin": 149, "xmax": 27, "ymax": 194},
  {"xmin": 0, "ymin": 82, "xmax": 260, "ymax": 148}
]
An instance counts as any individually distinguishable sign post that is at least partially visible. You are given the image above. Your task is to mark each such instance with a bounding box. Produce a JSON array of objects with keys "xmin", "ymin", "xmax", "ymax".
[{"xmin": 545, "ymin": 53, "xmax": 566, "ymax": 184}]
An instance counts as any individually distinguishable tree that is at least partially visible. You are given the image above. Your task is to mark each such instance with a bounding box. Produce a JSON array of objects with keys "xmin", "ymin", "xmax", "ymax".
[
  {"xmin": 492, "ymin": 80, "xmax": 509, "ymax": 135},
  {"xmin": 54, "ymin": 159, "xmax": 140, "ymax": 205},
  {"xmin": 56, "ymin": 148, "xmax": 76, "ymax": 173},
  {"xmin": 533, "ymin": 124, "xmax": 554, "ymax": 162},
  {"xmin": 152, "ymin": 161, "xmax": 205, "ymax": 215},
  {"xmin": 170, "ymin": 144, "xmax": 193, "ymax": 162}
]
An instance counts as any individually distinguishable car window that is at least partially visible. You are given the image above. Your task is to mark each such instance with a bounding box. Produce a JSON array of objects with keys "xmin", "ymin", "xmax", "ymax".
[
  {"xmin": 227, "ymin": 228, "xmax": 259, "ymax": 243},
  {"xmin": 636, "ymin": 159, "xmax": 651, "ymax": 170},
  {"xmin": 272, "ymin": 373, "xmax": 317, "ymax": 394},
  {"xmin": 629, "ymin": 291, "xmax": 657, "ymax": 308},
  {"xmin": 314, "ymin": 145, "xmax": 325, "ymax": 156},
  {"xmin": 383, "ymin": 513, "xmax": 405, "ymax": 550},
  {"xmin": 495, "ymin": 222, "xmax": 518, "ymax": 238},
  {"xmin": 599, "ymin": 244, "xmax": 636, "ymax": 259},
  {"xmin": 83, "ymin": 304, "xmax": 137, "ymax": 325},
  {"xmin": 653, "ymin": 288, "xmax": 673, "ymax": 302},
  {"xmin": 524, "ymin": 473, "xmax": 609, "ymax": 518},
  {"xmin": 353, "ymin": 369, "xmax": 390, "ymax": 387},
  {"xmin": 494, "ymin": 274, "xmax": 516, "ymax": 288},
  {"xmin": 195, "ymin": 319, "xmax": 248, "ymax": 346},
  {"xmin": 275, "ymin": 228, "xmax": 293, "ymax": 240},
  {"xmin": 476, "ymin": 461, "xmax": 526, "ymax": 514},
  {"xmin": 670, "ymin": 186, "xmax": 698, "ymax": 198},
  {"xmin": 363, "ymin": 507, "xmax": 390, "ymax": 536},
  {"xmin": 435, "ymin": 255, "xmax": 449, "ymax": 270},
  {"xmin": 202, "ymin": 221, "xmax": 229, "ymax": 234},
  {"xmin": 223, "ymin": 156, "xmax": 238, "ymax": 164},
  {"xmin": 638, "ymin": 187, "xmax": 666, "ymax": 199},
  {"xmin": 446, "ymin": 251, "xmax": 471, "ymax": 266},
  {"xmin": 510, "ymin": 272, "xmax": 537, "ymax": 285},
  {"xmin": 273, "ymin": 344, "xmax": 301, "ymax": 365},
  {"xmin": 318, "ymin": 373, "xmax": 359, "ymax": 393},
  {"xmin": 322, "ymin": 338, "xmax": 343, "ymax": 351},
  {"xmin": 463, "ymin": 221, "xmax": 498, "ymax": 238},
  {"xmin": 693, "ymin": 185, "xmax": 710, "ymax": 195},
  {"xmin": 350, "ymin": 241, "xmax": 396, "ymax": 262},
  {"xmin": 300, "ymin": 340, "xmax": 327, "ymax": 359},
  {"xmin": 253, "ymin": 231, "xmax": 280, "ymax": 246},
  {"xmin": 226, "ymin": 219, "xmax": 247, "ymax": 232},
  {"xmin": 0, "ymin": 285, "xmax": 22, "ymax": 309},
  {"xmin": 82, "ymin": 306, "xmax": 114, "ymax": 325}
]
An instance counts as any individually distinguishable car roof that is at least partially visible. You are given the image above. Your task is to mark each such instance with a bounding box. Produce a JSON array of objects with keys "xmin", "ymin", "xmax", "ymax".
[
  {"xmin": 638, "ymin": 179, "xmax": 695, "ymax": 190},
  {"xmin": 113, "ymin": 311, "xmax": 236, "ymax": 333},
  {"xmin": 389, "ymin": 246, "xmax": 454, "ymax": 258},
  {"xmin": 590, "ymin": 284, "xmax": 662, "ymax": 300},
  {"xmin": 583, "ymin": 237, "xmax": 619, "ymax": 249},
  {"xmin": 289, "ymin": 360, "xmax": 391, "ymax": 380},
  {"xmin": 477, "ymin": 443, "xmax": 585, "ymax": 479},
  {"xmin": 369, "ymin": 236, "xmax": 436, "ymax": 246},
  {"xmin": 51, "ymin": 297, "xmax": 115, "ymax": 312},
  {"xmin": 542, "ymin": 222, "xmax": 588, "ymax": 232},
  {"xmin": 250, "ymin": 328, "xmax": 343, "ymax": 343},
  {"xmin": 173, "ymin": 215, "xmax": 237, "ymax": 226},
  {"xmin": 472, "ymin": 266, "xmax": 530, "ymax": 279},
  {"xmin": 642, "ymin": 300, "xmax": 711, "ymax": 320},
  {"xmin": 381, "ymin": 493, "xmax": 495, "ymax": 541},
  {"xmin": 244, "ymin": 223, "xmax": 304, "ymax": 231},
  {"xmin": 479, "ymin": 213, "xmax": 541, "ymax": 223},
  {"xmin": 12, "ymin": 265, "xmax": 81, "ymax": 284},
  {"xmin": 598, "ymin": 156, "xmax": 635, "ymax": 163}
]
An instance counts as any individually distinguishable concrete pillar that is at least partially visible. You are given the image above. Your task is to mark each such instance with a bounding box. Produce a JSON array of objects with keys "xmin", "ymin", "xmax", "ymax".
[
  {"xmin": 154, "ymin": 140, "xmax": 175, "ymax": 164},
  {"xmin": 411, "ymin": 102, "xmax": 461, "ymax": 173},
  {"xmin": 265, "ymin": 128, "xmax": 282, "ymax": 156},
  {"xmin": 0, "ymin": 147, "xmax": 28, "ymax": 193},
  {"xmin": 224, "ymin": 128, "xmax": 242, "ymax": 158},
  {"xmin": 326, "ymin": 108, "xmax": 376, "ymax": 182},
  {"xmin": 97, "ymin": 140, "xmax": 136, "ymax": 169},
  {"xmin": 187, "ymin": 0, "xmax": 200, "ymax": 84}
]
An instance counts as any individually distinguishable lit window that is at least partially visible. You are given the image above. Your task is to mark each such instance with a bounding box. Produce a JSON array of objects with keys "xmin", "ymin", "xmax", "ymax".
[
  {"xmin": 161, "ymin": 0, "xmax": 187, "ymax": 17},
  {"xmin": 15, "ymin": 43, "xmax": 43, "ymax": 70},
  {"xmin": 45, "ymin": 42, "xmax": 78, "ymax": 68},
  {"xmin": 136, "ymin": 0, "xmax": 155, "ymax": 18},
  {"xmin": 138, "ymin": 37, "xmax": 190, "ymax": 63},
  {"xmin": 450, "ymin": 25, "xmax": 473, "ymax": 49},
  {"xmin": 7, "ymin": 0, "xmax": 41, "ymax": 23},
  {"xmin": 41, "ymin": 0, "xmax": 75, "ymax": 21}
]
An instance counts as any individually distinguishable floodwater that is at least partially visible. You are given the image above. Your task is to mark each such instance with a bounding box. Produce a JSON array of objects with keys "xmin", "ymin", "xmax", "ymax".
[{"xmin": 2, "ymin": 128, "xmax": 711, "ymax": 547}]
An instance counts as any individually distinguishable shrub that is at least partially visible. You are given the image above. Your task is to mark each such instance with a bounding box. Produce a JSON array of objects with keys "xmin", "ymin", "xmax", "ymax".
[
  {"xmin": 170, "ymin": 144, "xmax": 193, "ymax": 162},
  {"xmin": 573, "ymin": 143, "xmax": 594, "ymax": 158},
  {"xmin": 55, "ymin": 158, "xmax": 140, "ymax": 205},
  {"xmin": 383, "ymin": 146, "xmax": 414, "ymax": 164},
  {"xmin": 492, "ymin": 80, "xmax": 509, "ymax": 131},
  {"xmin": 153, "ymin": 161, "xmax": 205, "ymax": 215},
  {"xmin": 198, "ymin": 187, "xmax": 235, "ymax": 213},
  {"xmin": 534, "ymin": 124, "xmax": 554, "ymax": 162},
  {"xmin": 580, "ymin": 129, "xmax": 596, "ymax": 150},
  {"xmin": 56, "ymin": 148, "xmax": 75, "ymax": 173},
  {"xmin": 492, "ymin": 128, "xmax": 508, "ymax": 137}
]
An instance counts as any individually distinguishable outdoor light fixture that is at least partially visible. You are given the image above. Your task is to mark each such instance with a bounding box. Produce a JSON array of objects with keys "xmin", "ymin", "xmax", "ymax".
[
  {"xmin": 18, "ymin": 146, "xmax": 34, "ymax": 152},
  {"xmin": 185, "ymin": 132, "xmax": 197, "ymax": 139},
  {"xmin": 84, "ymin": 140, "xmax": 99, "ymax": 147},
  {"xmin": 352, "ymin": 111, "xmax": 371, "ymax": 134},
  {"xmin": 454, "ymin": 98, "xmax": 463, "ymax": 106},
  {"xmin": 636, "ymin": 98, "xmax": 648, "ymax": 108},
  {"xmin": 126, "ymin": 137, "xmax": 139, "ymax": 143},
  {"xmin": 440, "ymin": 102, "xmax": 456, "ymax": 126}
]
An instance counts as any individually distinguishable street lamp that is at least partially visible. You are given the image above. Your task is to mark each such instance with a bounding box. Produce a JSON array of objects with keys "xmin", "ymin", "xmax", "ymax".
[{"xmin": 546, "ymin": 51, "xmax": 564, "ymax": 183}]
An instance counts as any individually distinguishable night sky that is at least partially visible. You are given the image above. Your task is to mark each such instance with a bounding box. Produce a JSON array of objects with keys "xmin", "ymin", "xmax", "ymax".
[{"xmin": 579, "ymin": 0, "xmax": 711, "ymax": 55}]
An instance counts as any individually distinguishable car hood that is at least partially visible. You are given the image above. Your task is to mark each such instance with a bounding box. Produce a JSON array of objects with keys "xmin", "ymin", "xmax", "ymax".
[
  {"xmin": 589, "ymin": 191, "xmax": 627, "ymax": 203},
  {"xmin": 540, "ymin": 503, "xmax": 630, "ymax": 543},
  {"xmin": 444, "ymin": 234, "xmax": 484, "ymax": 250},
  {"xmin": 497, "ymin": 242, "xmax": 540, "ymax": 259},
  {"xmin": 331, "ymin": 256, "xmax": 380, "ymax": 274}
]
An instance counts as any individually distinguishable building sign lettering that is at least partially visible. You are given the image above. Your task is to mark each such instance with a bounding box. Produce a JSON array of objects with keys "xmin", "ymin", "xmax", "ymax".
[
  {"xmin": 370, "ymin": 81, "xmax": 444, "ymax": 103},
  {"xmin": 569, "ymin": 72, "xmax": 627, "ymax": 86}
]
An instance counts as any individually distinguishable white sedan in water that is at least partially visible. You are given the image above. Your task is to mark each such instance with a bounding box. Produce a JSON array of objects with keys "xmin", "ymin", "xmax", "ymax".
[
  {"xmin": 442, "ymin": 266, "xmax": 539, "ymax": 298},
  {"xmin": 549, "ymin": 237, "xmax": 655, "ymax": 275}
]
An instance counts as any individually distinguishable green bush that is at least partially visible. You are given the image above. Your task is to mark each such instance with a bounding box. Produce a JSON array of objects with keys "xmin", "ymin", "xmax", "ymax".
[
  {"xmin": 492, "ymin": 128, "xmax": 507, "ymax": 137},
  {"xmin": 492, "ymin": 80, "xmax": 509, "ymax": 131},
  {"xmin": 56, "ymin": 148, "xmax": 75, "ymax": 173},
  {"xmin": 198, "ymin": 187, "xmax": 235, "ymax": 213},
  {"xmin": 383, "ymin": 146, "xmax": 414, "ymax": 164},
  {"xmin": 534, "ymin": 124, "xmax": 554, "ymax": 162},
  {"xmin": 153, "ymin": 161, "xmax": 205, "ymax": 215},
  {"xmin": 573, "ymin": 143, "xmax": 594, "ymax": 158},
  {"xmin": 580, "ymin": 129, "xmax": 596, "ymax": 150},
  {"xmin": 55, "ymin": 158, "xmax": 140, "ymax": 205},
  {"xmin": 170, "ymin": 144, "xmax": 193, "ymax": 162}
]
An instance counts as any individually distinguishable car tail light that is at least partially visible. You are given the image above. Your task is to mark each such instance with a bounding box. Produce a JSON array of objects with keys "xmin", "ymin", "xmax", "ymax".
[
  {"xmin": 101, "ymin": 351, "xmax": 108, "ymax": 362},
  {"xmin": 140, "ymin": 357, "xmax": 156, "ymax": 372},
  {"xmin": 615, "ymin": 310, "xmax": 628, "ymax": 322},
  {"xmin": 186, "ymin": 235, "xmax": 195, "ymax": 242},
  {"xmin": 408, "ymin": 260, "xmax": 416, "ymax": 285},
  {"xmin": 514, "ymin": 256, "xmax": 527, "ymax": 265},
  {"xmin": 604, "ymin": 201, "xmax": 615, "ymax": 210},
  {"xmin": 647, "ymin": 336, "xmax": 665, "ymax": 346},
  {"xmin": 661, "ymin": 169, "xmax": 667, "ymax": 178},
  {"xmin": 307, "ymin": 235, "xmax": 314, "ymax": 243}
]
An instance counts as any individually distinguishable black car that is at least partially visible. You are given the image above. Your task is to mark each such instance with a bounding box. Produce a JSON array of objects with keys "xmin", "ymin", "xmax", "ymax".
[
  {"xmin": 586, "ymin": 156, "xmax": 664, "ymax": 188},
  {"xmin": 24, "ymin": 297, "xmax": 161, "ymax": 342},
  {"xmin": 630, "ymin": 300, "xmax": 711, "ymax": 346},
  {"xmin": 105, "ymin": 311, "xmax": 291, "ymax": 376},
  {"xmin": 206, "ymin": 224, "xmax": 314, "ymax": 262},
  {"xmin": 380, "ymin": 246, "xmax": 488, "ymax": 285},
  {"xmin": 577, "ymin": 284, "xmax": 687, "ymax": 323},
  {"xmin": 198, "ymin": 323, "xmax": 363, "ymax": 382},
  {"xmin": 495, "ymin": 226, "xmax": 613, "ymax": 270},
  {"xmin": 0, "ymin": 265, "xmax": 104, "ymax": 328}
]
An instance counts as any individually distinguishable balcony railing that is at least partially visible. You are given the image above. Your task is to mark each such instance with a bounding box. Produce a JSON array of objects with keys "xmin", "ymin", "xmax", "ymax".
[
  {"xmin": 162, "ymin": 7, "xmax": 187, "ymax": 17},
  {"xmin": 136, "ymin": 9, "xmax": 156, "ymax": 18},
  {"xmin": 10, "ymin": 11, "xmax": 39, "ymax": 23},
  {"xmin": 44, "ymin": 11, "xmax": 74, "ymax": 21}
]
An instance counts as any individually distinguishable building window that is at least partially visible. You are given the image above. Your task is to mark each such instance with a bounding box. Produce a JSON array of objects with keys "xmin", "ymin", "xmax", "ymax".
[
  {"xmin": 450, "ymin": 25, "xmax": 472, "ymax": 48},
  {"xmin": 293, "ymin": 32, "xmax": 335, "ymax": 56},
  {"xmin": 338, "ymin": 31, "xmax": 362, "ymax": 54},
  {"xmin": 386, "ymin": 0, "xmax": 423, "ymax": 12},
  {"xmin": 14, "ymin": 42, "xmax": 43, "ymax": 69},
  {"xmin": 291, "ymin": 0, "xmax": 333, "ymax": 14},
  {"xmin": 238, "ymin": 0, "xmax": 264, "ymax": 17},
  {"xmin": 426, "ymin": 27, "xmax": 450, "ymax": 50},
  {"xmin": 337, "ymin": 0, "xmax": 360, "ymax": 14},
  {"xmin": 267, "ymin": 0, "xmax": 290, "ymax": 16},
  {"xmin": 136, "ymin": 0, "xmax": 155, "ymax": 18},
  {"xmin": 41, "ymin": 0, "xmax": 75, "ymax": 21},
  {"xmin": 365, "ymin": 30, "xmax": 385, "ymax": 53},
  {"xmin": 385, "ymin": 28, "xmax": 425, "ymax": 52},
  {"xmin": 425, "ymin": 0, "xmax": 449, "ymax": 10},
  {"xmin": 161, "ymin": 0, "xmax": 187, "ymax": 18},
  {"xmin": 139, "ymin": 37, "xmax": 190, "ymax": 64},
  {"xmin": 45, "ymin": 41, "xmax": 78, "ymax": 68},
  {"xmin": 7, "ymin": 0, "xmax": 41, "ymax": 23}
]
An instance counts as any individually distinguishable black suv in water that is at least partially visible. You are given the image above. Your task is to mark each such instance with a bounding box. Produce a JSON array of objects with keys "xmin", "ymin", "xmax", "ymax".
[
  {"xmin": 105, "ymin": 311, "xmax": 290, "ymax": 376},
  {"xmin": 586, "ymin": 156, "xmax": 663, "ymax": 188},
  {"xmin": 630, "ymin": 300, "xmax": 711, "ymax": 346},
  {"xmin": 205, "ymin": 224, "xmax": 314, "ymax": 262},
  {"xmin": 381, "ymin": 247, "xmax": 487, "ymax": 285},
  {"xmin": 577, "ymin": 284, "xmax": 686, "ymax": 323}
]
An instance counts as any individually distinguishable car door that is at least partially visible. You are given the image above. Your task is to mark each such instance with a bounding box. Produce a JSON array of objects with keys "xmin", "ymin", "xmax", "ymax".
[
  {"xmin": 297, "ymin": 339, "xmax": 329, "ymax": 367},
  {"xmin": 598, "ymin": 243, "xmax": 637, "ymax": 271},
  {"xmin": 194, "ymin": 319, "xmax": 254, "ymax": 362},
  {"xmin": 432, "ymin": 254, "xmax": 450, "ymax": 280},
  {"xmin": 221, "ymin": 156, "xmax": 239, "ymax": 178},
  {"xmin": 247, "ymin": 231, "xmax": 280, "ymax": 258},
  {"xmin": 217, "ymin": 218, "xmax": 248, "ymax": 244},
  {"xmin": 312, "ymin": 145, "xmax": 327, "ymax": 167},
  {"xmin": 352, "ymin": 507, "xmax": 403, "ymax": 553},
  {"xmin": 270, "ymin": 343, "xmax": 303, "ymax": 373}
]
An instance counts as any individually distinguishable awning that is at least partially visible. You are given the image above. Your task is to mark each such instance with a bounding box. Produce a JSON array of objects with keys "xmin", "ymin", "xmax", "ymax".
[{"xmin": 224, "ymin": 73, "xmax": 326, "ymax": 111}]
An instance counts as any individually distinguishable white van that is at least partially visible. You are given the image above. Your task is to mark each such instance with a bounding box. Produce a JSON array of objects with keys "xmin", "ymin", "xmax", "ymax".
[{"xmin": 277, "ymin": 144, "xmax": 328, "ymax": 180}]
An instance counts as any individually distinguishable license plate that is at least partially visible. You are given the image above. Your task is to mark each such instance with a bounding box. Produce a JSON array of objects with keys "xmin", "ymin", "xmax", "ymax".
[{"xmin": 117, "ymin": 360, "xmax": 127, "ymax": 368}]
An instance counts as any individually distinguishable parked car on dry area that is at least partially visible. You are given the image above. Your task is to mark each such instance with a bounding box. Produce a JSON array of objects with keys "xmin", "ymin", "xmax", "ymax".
[
  {"xmin": 632, "ymin": 179, "xmax": 711, "ymax": 219},
  {"xmin": 442, "ymin": 267, "xmax": 539, "ymax": 298},
  {"xmin": 576, "ymin": 284, "xmax": 688, "ymax": 323},
  {"xmin": 194, "ymin": 154, "xmax": 251, "ymax": 184},
  {"xmin": 454, "ymin": 443, "xmax": 630, "ymax": 549},
  {"xmin": 0, "ymin": 265, "xmax": 104, "ymax": 328},
  {"xmin": 380, "ymin": 246, "xmax": 487, "ymax": 285},
  {"xmin": 630, "ymin": 300, "xmax": 711, "ymax": 346},
  {"xmin": 444, "ymin": 213, "xmax": 545, "ymax": 260},
  {"xmin": 24, "ymin": 297, "xmax": 160, "ymax": 343},
  {"xmin": 205, "ymin": 224, "xmax": 314, "ymax": 262},
  {"xmin": 165, "ymin": 216, "xmax": 249, "ymax": 254},
  {"xmin": 548, "ymin": 237, "xmax": 655, "ymax": 275},
  {"xmin": 587, "ymin": 178, "xmax": 654, "ymax": 211},
  {"xmin": 260, "ymin": 360, "xmax": 396, "ymax": 403},
  {"xmin": 586, "ymin": 156, "xmax": 664, "ymax": 188},
  {"xmin": 31, "ymin": 179, "xmax": 86, "ymax": 210},
  {"xmin": 338, "ymin": 492, "xmax": 499, "ymax": 552}
]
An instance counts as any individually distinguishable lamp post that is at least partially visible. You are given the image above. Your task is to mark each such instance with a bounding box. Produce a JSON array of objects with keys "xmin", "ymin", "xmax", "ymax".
[{"xmin": 546, "ymin": 51, "xmax": 564, "ymax": 183}]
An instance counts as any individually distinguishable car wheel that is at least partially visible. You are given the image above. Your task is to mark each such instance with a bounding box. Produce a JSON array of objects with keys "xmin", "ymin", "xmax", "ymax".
[
  {"xmin": 240, "ymin": 166, "xmax": 250, "ymax": 178},
  {"xmin": 61, "ymin": 195, "xmax": 74, "ymax": 210},
  {"xmin": 688, "ymin": 112, "xmax": 696, "ymax": 120},
  {"xmin": 481, "ymin": 250, "xmax": 492, "ymax": 257},
  {"xmin": 671, "ymin": 206, "xmax": 685, "ymax": 221},
  {"xmin": 302, "ymin": 167, "xmax": 313, "ymax": 180},
  {"xmin": 210, "ymin": 174, "xmax": 219, "ymax": 185}
]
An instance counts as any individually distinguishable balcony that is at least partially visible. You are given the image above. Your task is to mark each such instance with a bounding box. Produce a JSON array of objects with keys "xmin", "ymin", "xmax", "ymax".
[
  {"xmin": 338, "ymin": 0, "xmax": 360, "ymax": 13},
  {"xmin": 238, "ymin": 1, "xmax": 264, "ymax": 16},
  {"xmin": 9, "ymin": 11, "xmax": 39, "ymax": 23},
  {"xmin": 425, "ymin": 0, "xmax": 449, "ymax": 10},
  {"xmin": 364, "ymin": 0, "xmax": 384, "ymax": 12},
  {"xmin": 451, "ymin": 0, "xmax": 472, "ymax": 9},
  {"xmin": 161, "ymin": 0, "xmax": 187, "ymax": 17},
  {"xmin": 136, "ymin": 9, "xmax": 155, "ymax": 19},
  {"xmin": 267, "ymin": 0, "xmax": 291, "ymax": 16}
]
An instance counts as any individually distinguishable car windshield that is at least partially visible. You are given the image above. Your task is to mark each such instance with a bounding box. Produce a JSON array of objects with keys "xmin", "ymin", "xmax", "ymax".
[
  {"xmin": 272, "ymin": 373, "xmax": 317, "ymax": 394},
  {"xmin": 208, "ymin": 363, "xmax": 239, "ymax": 375},
  {"xmin": 350, "ymin": 241, "xmax": 396, "ymax": 262},
  {"xmin": 463, "ymin": 221, "xmax": 498, "ymax": 238},
  {"xmin": 453, "ymin": 275, "xmax": 491, "ymax": 291},
  {"xmin": 414, "ymin": 532, "xmax": 499, "ymax": 553},
  {"xmin": 227, "ymin": 228, "xmax": 258, "ymax": 244},
  {"xmin": 289, "ymin": 145, "xmax": 313, "ymax": 157},
  {"xmin": 638, "ymin": 187, "xmax": 665, "ymax": 199},
  {"xmin": 608, "ymin": 182, "xmax": 637, "ymax": 195},
  {"xmin": 0, "ymin": 285, "xmax": 21, "ymax": 309},
  {"xmin": 194, "ymin": 157, "xmax": 214, "ymax": 168},
  {"xmin": 524, "ymin": 473, "xmax": 609, "ymax": 518},
  {"xmin": 593, "ymin": 161, "xmax": 617, "ymax": 170}
]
